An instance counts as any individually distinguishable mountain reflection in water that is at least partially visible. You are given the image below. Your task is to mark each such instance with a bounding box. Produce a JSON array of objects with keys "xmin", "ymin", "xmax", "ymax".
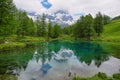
[{"xmin": 0, "ymin": 41, "xmax": 120, "ymax": 80}]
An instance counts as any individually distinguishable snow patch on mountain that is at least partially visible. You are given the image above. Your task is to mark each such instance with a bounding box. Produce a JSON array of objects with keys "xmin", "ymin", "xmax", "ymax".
[{"xmin": 27, "ymin": 10, "xmax": 74, "ymax": 26}]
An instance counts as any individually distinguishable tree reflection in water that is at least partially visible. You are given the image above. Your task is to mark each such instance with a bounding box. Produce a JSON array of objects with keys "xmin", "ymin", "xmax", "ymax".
[{"xmin": 0, "ymin": 41, "xmax": 120, "ymax": 80}]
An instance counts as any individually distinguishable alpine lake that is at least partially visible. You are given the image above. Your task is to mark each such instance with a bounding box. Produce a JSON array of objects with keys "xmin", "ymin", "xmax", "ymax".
[{"xmin": 0, "ymin": 41, "xmax": 120, "ymax": 80}]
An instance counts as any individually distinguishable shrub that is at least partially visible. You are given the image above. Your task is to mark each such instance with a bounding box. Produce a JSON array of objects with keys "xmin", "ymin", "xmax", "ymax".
[{"xmin": 113, "ymin": 73, "xmax": 120, "ymax": 79}]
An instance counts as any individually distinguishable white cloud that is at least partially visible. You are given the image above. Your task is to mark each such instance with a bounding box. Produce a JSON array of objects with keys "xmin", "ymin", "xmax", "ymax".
[
  {"xmin": 13, "ymin": 0, "xmax": 47, "ymax": 14},
  {"xmin": 13, "ymin": 0, "xmax": 120, "ymax": 19}
]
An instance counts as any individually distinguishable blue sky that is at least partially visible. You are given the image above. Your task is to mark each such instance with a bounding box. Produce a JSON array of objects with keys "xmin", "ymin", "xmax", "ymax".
[
  {"xmin": 13, "ymin": 0, "xmax": 120, "ymax": 19},
  {"xmin": 74, "ymin": 13, "xmax": 85, "ymax": 17},
  {"xmin": 41, "ymin": 0, "xmax": 52, "ymax": 9}
]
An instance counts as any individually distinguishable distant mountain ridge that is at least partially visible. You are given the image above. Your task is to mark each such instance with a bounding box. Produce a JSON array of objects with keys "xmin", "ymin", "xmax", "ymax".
[
  {"xmin": 27, "ymin": 10, "xmax": 74, "ymax": 26},
  {"xmin": 112, "ymin": 15, "xmax": 120, "ymax": 20}
]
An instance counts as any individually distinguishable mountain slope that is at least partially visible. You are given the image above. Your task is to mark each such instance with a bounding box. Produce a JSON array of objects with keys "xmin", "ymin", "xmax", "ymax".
[
  {"xmin": 102, "ymin": 19, "xmax": 120, "ymax": 41},
  {"xmin": 112, "ymin": 15, "xmax": 120, "ymax": 20},
  {"xmin": 28, "ymin": 10, "xmax": 74, "ymax": 26},
  {"xmin": 45, "ymin": 10, "xmax": 74, "ymax": 26}
]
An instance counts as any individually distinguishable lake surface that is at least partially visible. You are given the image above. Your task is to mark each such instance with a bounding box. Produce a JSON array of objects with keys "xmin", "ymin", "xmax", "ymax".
[{"xmin": 0, "ymin": 41, "xmax": 120, "ymax": 80}]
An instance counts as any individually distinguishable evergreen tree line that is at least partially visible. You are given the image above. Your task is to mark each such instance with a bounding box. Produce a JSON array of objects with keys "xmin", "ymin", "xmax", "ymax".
[
  {"xmin": 63, "ymin": 12, "xmax": 111, "ymax": 40},
  {"xmin": 0, "ymin": 0, "xmax": 36, "ymax": 37},
  {"xmin": 35, "ymin": 15, "xmax": 62, "ymax": 39},
  {"xmin": 0, "ymin": 0, "xmax": 62, "ymax": 39},
  {"xmin": 0, "ymin": 0, "xmax": 61, "ymax": 38},
  {"xmin": 0, "ymin": 0, "xmax": 111, "ymax": 41}
]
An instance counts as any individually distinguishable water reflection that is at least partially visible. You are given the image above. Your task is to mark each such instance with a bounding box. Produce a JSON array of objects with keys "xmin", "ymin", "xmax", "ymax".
[
  {"xmin": 0, "ymin": 47, "xmax": 35, "ymax": 74},
  {"xmin": 16, "ymin": 41, "xmax": 120, "ymax": 80},
  {"xmin": 0, "ymin": 41, "xmax": 120, "ymax": 80},
  {"xmin": 48, "ymin": 41, "xmax": 110, "ymax": 66}
]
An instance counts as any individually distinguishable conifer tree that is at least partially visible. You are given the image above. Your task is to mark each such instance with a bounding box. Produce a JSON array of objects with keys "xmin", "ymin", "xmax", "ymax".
[{"xmin": 94, "ymin": 12, "xmax": 103, "ymax": 37}]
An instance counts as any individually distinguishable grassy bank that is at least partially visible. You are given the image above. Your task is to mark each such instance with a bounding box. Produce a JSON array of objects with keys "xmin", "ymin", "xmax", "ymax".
[
  {"xmin": 102, "ymin": 19, "xmax": 120, "ymax": 42},
  {"xmin": 0, "ymin": 74, "xmax": 17, "ymax": 80},
  {"xmin": 17, "ymin": 36, "xmax": 45, "ymax": 42},
  {"xmin": 49, "ymin": 35, "xmax": 75, "ymax": 41},
  {"xmin": 0, "ymin": 19, "xmax": 120, "ymax": 51},
  {"xmin": 0, "ymin": 42, "xmax": 26, "ymax": 51},
  {"xmin": 0, "ymin": 36, "xmax": 46, "ymax": 51},
  {"xmin": 56, "ymin": 19, "xmax": 120, "ymax": 42},
  {"xmin": 73, "ymin": 73, "xmax": 120, "ymax": 80}
]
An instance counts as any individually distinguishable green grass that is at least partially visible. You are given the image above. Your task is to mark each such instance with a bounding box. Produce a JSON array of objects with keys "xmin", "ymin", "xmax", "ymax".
[
  {"xmin": 18, "ymin": 36, "xmax": 45, "ymax": 42},
  {"xmin": 102, "ymin": 19, "xmax": 120, "ymax": 42},
  {"xmin": 0, "ymin": 36, "xmax": 46, "ymax": 51},
  {"xmin": 49, "ymin": 34, "xmax": 75, "ymax": 41},
  {"xmin": 0, "ymin": 42, "xmax": 26, "ymax": 51},
  {"xmin": 0, "ymin": 74, "xmax": 17, "ymax": 80},
  {"xmin": 1, "ymin": 19, "xmax": 120, "ymax": 51},
  {"xmin": 73, "ymin": 73, "xmax": 120, "ymax": 80}
]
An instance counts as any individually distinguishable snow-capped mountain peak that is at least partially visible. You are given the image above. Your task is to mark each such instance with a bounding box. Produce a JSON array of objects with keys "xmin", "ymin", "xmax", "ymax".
[{"xmin": 28, "ymin": 10, "xmax": 74, "ymax": 26}]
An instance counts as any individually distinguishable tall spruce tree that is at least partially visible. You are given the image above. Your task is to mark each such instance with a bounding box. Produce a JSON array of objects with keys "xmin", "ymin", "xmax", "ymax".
[
  {"xmin": 41, "ymin": 14, "xmax": 47, "ymax": 37},
  {"xmin": 84, "ymin": 14, "xmax": 94, "ymax": 40},
  {"xmin": 16, "ymin": 11, "xmax": 35, "ymax": 37},
  {"xmin": 0, "ymin": 0, "xmax": 17, "ymax": 36},
  {"xmin": 48, "ymin": 19, "xmax": 53, "ymax": 38},
  {"xmin": 53, "ymin": 24, "xmax": 61, "ymax": 38},
  {"xmin": 16, "ymin": 11, "xmax": 27, "ymax": 37},
  {"xmin": 73, "ymin": 16, "xmax": 86, "ymax": 39},
  {"xmin": 35, "ymin": 16, "xmax": 42, "ymax": 37},
  {"xmin": 103, "ymin": 15, "xmax": 111, "ymax": 25},
  {"xmin": 26, "ymin": 18, "xmax": 36, "ymax": 36},
  {"xmin": 78, "ymin": 16, "xmax": 86, "ymax": 38},
  {"xmin": 94, "ymin": 12, "xmax": 103, "ymax": 37}
]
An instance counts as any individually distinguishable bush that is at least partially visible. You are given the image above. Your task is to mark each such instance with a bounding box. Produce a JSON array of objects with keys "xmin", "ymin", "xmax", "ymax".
[
  {"xmin": 72, "ymin": 72, "xmax": 117, "ymax": 80},
  {"xmin": 97, "ymin": 72, "xmax": 107, "ymax": 79},
  {"xmin": 113, "ymin": 73, "xmax": 120, "ymax": 79},
  {"xmin": 73, "ymin": 77, "xmax": 87, "ymax": 80}
]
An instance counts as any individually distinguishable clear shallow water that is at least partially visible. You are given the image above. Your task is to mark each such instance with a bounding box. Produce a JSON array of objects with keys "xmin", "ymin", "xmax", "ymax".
[{"xmin": 0, "ymin": 41, "xmax": 120, "ymax": 80}]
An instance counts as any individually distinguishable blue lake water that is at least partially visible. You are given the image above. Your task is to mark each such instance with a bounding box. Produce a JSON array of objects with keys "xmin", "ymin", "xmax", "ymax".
[{"xmin": 0, "ymin": 41, "xmax": 120, "ymax": 80}]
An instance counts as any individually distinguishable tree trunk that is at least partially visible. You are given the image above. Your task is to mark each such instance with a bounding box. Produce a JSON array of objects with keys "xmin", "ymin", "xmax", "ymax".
[
  {"xmin": 98, "ymin": 33, "xmax": 100, "ymax": 37},
  {"xmin": 87, "ymin": 36, "xmax": 91, "ymax": 41}
]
